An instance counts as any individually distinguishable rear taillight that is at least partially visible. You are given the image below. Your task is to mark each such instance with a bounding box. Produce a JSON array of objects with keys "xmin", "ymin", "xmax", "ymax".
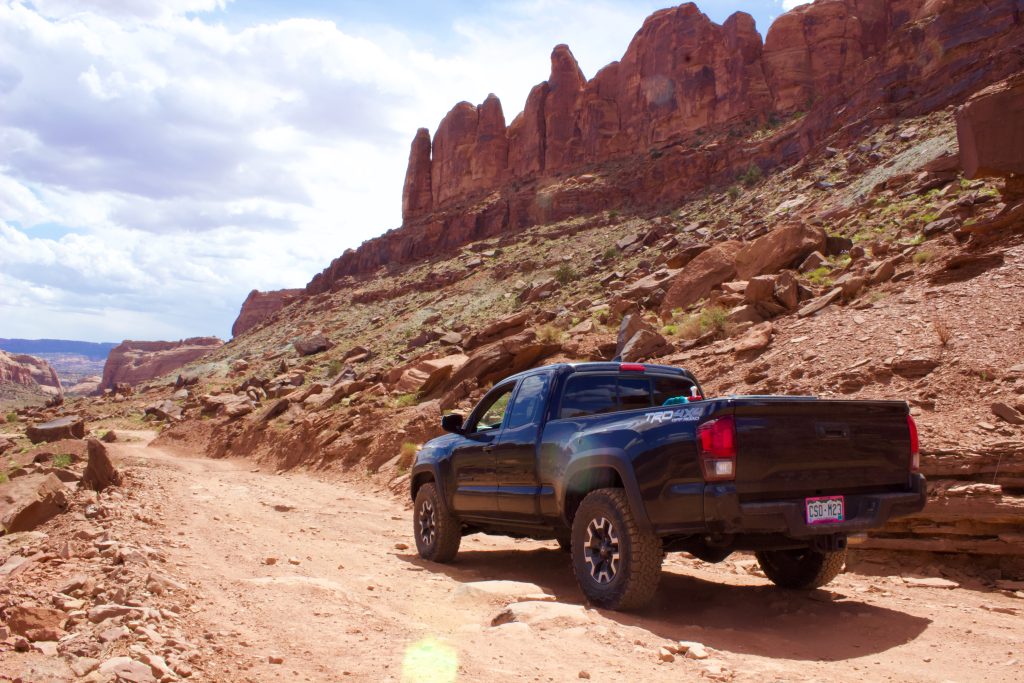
[
  {"xmin": 907, "ymin": 414, "xmax": 920, "ymax": 472},
  {"xmin": 697, "ymin": 416, "xmax": 736, "ymax": 481},
  {"xmin": 619, "ymin": 363, "xmax": 645, "ymax": 372}
]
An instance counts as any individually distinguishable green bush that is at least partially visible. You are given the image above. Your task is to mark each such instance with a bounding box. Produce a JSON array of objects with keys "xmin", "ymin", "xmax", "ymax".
[
  {"xmin": 727, "ymin": 185, "xmax": 741, "ymax": 200},
  {"xmin": 804, "ymin": 266, "xmax": 834, "ymax": 287},
  {"xmin": 913, "ymin": 250, "xmax": 935, "ymax": 265},
  {"xmin": 5, "ymin": 412, "xmax": 16, "ymax": 424},
  {"xmin": 53, "ymin": 454, "xmax": 73, "ymax": 469},
  {"xmin": 740, "ymin": 164, "xmax": 763, "ymax": 187},
  {"xmin": 602, "ymin": 246, "xmax": 620, "ymax": 260},
  {"xmin": 537, "ymin": 325, "xmax": 565, "ymax": 345},
  {"xmin": 395, "ymin": 393, "xmax": 419, "ymax": 408},
  {"xmin": 679, "ymin": 305, "xmax": 731, "ymax": 340},
  {"xmin": 326, "ymin": 359, "xmax": 344, "ymax": 378},
  {"xmin": 398, "ymin": 442, "xmax": 419, "ymax": 471},
  {"xmin": 555, "ymin": 264, "xmax": 577, "ymax": 285}
]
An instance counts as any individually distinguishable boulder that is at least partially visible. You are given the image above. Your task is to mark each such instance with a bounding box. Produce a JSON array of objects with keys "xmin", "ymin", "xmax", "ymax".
[
  {"xmin": 0, "ymin": 474, "xmax": 69, "ymax": 533},
  {"xmin": 735, "ymin": 224, "xmax": 826, "ymax": 280},
  {"xmin": 733, "ymin": 322, "xmax": 773, "ymax": 356},
  {"xmin": 870, "ymin": 259, "xmax": 897, "ymax": 285},
  {"xmin": 201, "ymin": 394, "xmax": 254, "ymax": 418},
  {"xmin": 464, "ymin": 311, "xmax": 531, "ymax": 350},
  {"xmin": 666, "ymin": 243, "xmax": 711, "ymax": 269},
  {"xmin": 744, "ymin": 275, "xmax": 776, "ymax": 305},
  {"xmin": 891, "ymin": 357, "xmax": 941, "ymax": 378},
  {"xmin": 774, "ymin": 271, "xmax": 800, "ymax": 310},
  {"xmin": 659, "ymin": 241, "xmax": 743, "ymax": 316},
  {"xmin": 144, "ymin": 400, "xmax": 181, "ymax": 422},
  {"xmin": 5, "ymin": 604, "xmax": 66, "ymax": 642},
  {"xmin": 797, "ymin": 287, "xmax": 843, "ymax": 317},
  {"xmin": 615, "ymin": 313, "xmax": 656, "ymax": 357},
  {"xmin": 394, "ymin": 354, "xmax": 470, "ymax": 396},
  {"xmin": 727, "ymin": 305, "xmax": 764, "ymax": 325},
  {"xmin": 293, "ymin": 335, "xmax": 331, "ymax": 356},
  {"xmin": 81, "ymin": 439, "xmax": 121, "ymax": 492},
  {"xmin": 799, "ymin": 251, "xmax": 828, "ymax": 273},
  {"xmin": 619, "ymin": 330, "xmax": 670, "ymax": 363},
  {"xmin": 26, "ymin": 415, "xmax": 85, "ymax": 444},
  {"xmin": 448, "ymin": 330, "xmax": 561, "ymax": 390},
  {"xmin": 991, "ymin": 402, "xmax": 1024, "ymax": 425},
  {"xmin": 835, "ymin": 273, "xmax": 866, "ymax": 300},
  {"xmin": 100, "ymin": 430, "xmax": 117, "ymax": 443},
  {"xmin": 956, "ymin": 71, "xmax": 1024, "ymax": 179}
]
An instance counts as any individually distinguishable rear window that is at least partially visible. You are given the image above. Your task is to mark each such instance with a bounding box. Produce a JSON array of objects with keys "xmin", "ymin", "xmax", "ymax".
[
  {"xmin": 559, "ymin": 375, "xmax": 618, "ymax": 419},
  {"xmin": 558, "ymin": 374, "xmax": 696, "ymax": 419}
]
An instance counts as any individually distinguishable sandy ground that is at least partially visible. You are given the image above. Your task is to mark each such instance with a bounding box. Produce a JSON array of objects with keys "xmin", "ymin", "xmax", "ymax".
[{"xmin": 103, "ymin": 434, "xmax": 1023, "ymax": 683}]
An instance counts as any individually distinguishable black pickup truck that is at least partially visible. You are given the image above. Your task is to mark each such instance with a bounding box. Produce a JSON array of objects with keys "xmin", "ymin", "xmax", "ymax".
[{"xmin": 410, "ymin": 362, "xmax": 926, "ymax": 610}]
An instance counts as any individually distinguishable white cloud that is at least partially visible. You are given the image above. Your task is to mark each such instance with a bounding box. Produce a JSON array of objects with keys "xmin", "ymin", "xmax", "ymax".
[{"xmin": 781, "ymin": 0, "xmax": 807, "ymax": 10}]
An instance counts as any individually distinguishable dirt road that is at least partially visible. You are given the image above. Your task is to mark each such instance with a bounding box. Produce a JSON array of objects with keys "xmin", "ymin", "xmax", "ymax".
[{"xmin": 113, "ymin": 435, "xmax": 1022, "ymax": 683}]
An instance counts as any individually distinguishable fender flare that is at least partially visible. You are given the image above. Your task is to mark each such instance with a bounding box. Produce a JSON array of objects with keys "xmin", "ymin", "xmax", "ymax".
[
  {"xmin": 410, "ymin": 461, "xmax": 449, "ymax": 507},
  {"xmin": 558, "ymin": 450, "xmax": 654, "ymax": 534}
]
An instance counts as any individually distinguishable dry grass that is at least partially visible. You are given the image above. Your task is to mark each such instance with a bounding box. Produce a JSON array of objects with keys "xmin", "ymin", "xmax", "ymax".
[
  {"xmin": 398, "ymin": 442, "xmax": 419, "ymax": 470},
  {"xmin": 933, "ymin": 319, "xmax": 952, "ymax": 347}
]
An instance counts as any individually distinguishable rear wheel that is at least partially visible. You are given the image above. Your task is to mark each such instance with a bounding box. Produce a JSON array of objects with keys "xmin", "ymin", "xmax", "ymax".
[
  {"xmin": 755, "ymin": 547, "xmax": 846, "ymax": 589},
  {"xmin": 570, "ymin": 488, "xmax": 663, "ymax": 610},
  {"xmin": 413, "ymin": 483, "xmax": 461, "ymax": 563}
]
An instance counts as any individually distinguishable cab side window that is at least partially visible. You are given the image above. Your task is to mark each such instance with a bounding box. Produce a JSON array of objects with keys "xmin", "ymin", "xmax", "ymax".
[
  {"xmin": 468, "ymin": 382, "xmax": 516, "ymax": 432},
  {"xmin": 505, "ymin": 375, "xmax": 549, "ymax": 430},
  {"xmin": 559, "ymin": 375, "xmax": 618, "ymax": 419}
]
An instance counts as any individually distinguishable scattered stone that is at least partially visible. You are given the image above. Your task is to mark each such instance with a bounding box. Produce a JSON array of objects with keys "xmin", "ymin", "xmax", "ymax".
[
  {"xmin": 658, "ymin": 647, "xmax": 675, "ymax": 663},
  {"xmin": 992, "ymin": 402, "xmax": 1024, "ymax": 425},
  {"xmin": 99, "ymin": 656, "xmax": 157, "ymax": 683},
  {"xmin": 798, "ymin": 287, "xmax": 843, "ymax": 317},
  {"xmin": 264, "ymin": 557, "xmax": 278, "ymax": 565},
  {"xmin": 491, "ymin": 601, "xmax": 591, "ymax": 629},
  {"xmin": 288, "ymin": 557, "xmax": 301, "ymax": 565},
  {"xmin": 268, "ymin": 655, "xmax": 285, "ymax": 664},
  {"xmin": 799, "ymin": 250, "xmax": 828, "ymax": 272},
  {"xmin": 733, "ymin": 322, "xmax": 773, "ymax": 355},
  {"xmin": 578, "ymin": 672, "xmax": 591, "ymax": 680},
  {"xmin": 394, "ymin": 542, "xmax": 409, "ymax": 550},
  {"xmin": 902, "ymin": 576, "xmax": 960, "ymax": 589},
  {"xmin": 100, "ymin": 430, "xmax": 118, "ymax": 443},
  {"xmin": 144, "ymin": 400, "xmax": 182, "ymax": 422},
  {"xmin": 677, "ymin": 641, "xmax": 709, "ymax": 659},
  {"xmin": 870, "ymin": 258, "xmax": 897, "ymax": 285},
  {"xmin": 892, "ymin": 357, "xmax": 941, "ymax": 378}
]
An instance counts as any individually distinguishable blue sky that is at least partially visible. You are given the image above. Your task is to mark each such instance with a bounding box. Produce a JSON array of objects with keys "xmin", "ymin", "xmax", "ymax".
[{"xmin": 0, "ymin": 0, "xmax": 801, "ymax": 343}]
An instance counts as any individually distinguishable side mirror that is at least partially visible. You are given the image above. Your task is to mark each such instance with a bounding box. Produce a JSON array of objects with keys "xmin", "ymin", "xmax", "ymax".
[{"xmin": 441, "ymin": 413, "xmax": 464, "ymax": 434}]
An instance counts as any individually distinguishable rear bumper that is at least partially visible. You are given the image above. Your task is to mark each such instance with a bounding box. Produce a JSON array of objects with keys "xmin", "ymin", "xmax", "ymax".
[{"xmin": 703, "ymin": 473, "xmax": 927, "ymax": 537}]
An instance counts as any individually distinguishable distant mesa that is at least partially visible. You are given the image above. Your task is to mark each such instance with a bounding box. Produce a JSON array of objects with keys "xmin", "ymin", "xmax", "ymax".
[
  {"xmin": 232, "ymin": 289, "xmax": 304, "ymax": 338},
  {"xmin": 99, "ymin": 338, "xmax": 224, "ymax": 392},
  {"xmin": 304, "ymin": 0, "xmax": 1024, "ymax": 295},
  {"xmin": 0, "ymin": 349, "xmax": 63, "ymax": 398},
  {"xmin": 0, "ymin": 338, "xmax": 117, "ymax": 361}
]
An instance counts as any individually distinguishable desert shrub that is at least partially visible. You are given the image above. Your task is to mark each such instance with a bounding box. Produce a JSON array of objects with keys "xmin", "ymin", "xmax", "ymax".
[
  {"xmin": 537, "ymin": 325, "xmax": 565, "ymax": 345},
  {"xmin": 904, "ymin": 234, "xmax": 925, "ymax": 246},
  {"xmin": 804, "ymin": 266, "xmax": 833, "ymax": 287},
  {"xmin": 398, "ymin": 442, "xmax": 419, "ymax": 471},
  {"xmin": 0, "ymin": 471, "xmax": 7, "ymax": 484},
  {"xmin": 53, "ymin": 454, "xmax": 72, "ymax": 469},
  {"xmin": 603, "ymin": 246, "xmax": 620, "ymax": 260},
  {"xmin": 727, "ymin": 185, "xmax": 741, "ymax": 200},
  {"xmin": 395, "ymin": 393, "xmax": 419, "ymax": 408},
  {"xmin": 679, "ymin": 305, "xmax": 731, "ymax": 340},
  {"xmin": 662, "ymin": 324, "xmax": 679, "ymax": 336},
  {"xmin": 933, "ymin": 319, "xmax": 951, "ymax": 347},
  {"xmin": 740, "ymin": 163, "xmax": 763, "ymax": 187},
  {"xmin": 555, "ymin": 264, "xmax": 577, "ymax": 285},
  {"xmin": 913, "ymin": 250, "xmax": 935, "ymax": 265},
  {"xmin": 326, "ymin": 359, "xmax": 344, "ymax": 378},
  {"xmin": 5, "ymin": 412, "xmax": 16, "ymax": 423}
]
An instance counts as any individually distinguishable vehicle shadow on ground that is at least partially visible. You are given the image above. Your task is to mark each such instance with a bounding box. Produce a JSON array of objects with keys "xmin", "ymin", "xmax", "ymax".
[{"xmin": 401, "ymin": 546, "xmax": 931, "ymax": 662}]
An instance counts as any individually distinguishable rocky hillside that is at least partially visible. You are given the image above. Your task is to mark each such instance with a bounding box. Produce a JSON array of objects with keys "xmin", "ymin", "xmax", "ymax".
[
  {"xmin": 98, "ymin": 339, "xmax": 224, "ymax": 394},
  {"xmin": 0, "ymin": 350, "xmax": 63, "ymax": 407},
  {"xmin": 297, "ymin": 0, "xmax": 1023, "ymax": 295}
]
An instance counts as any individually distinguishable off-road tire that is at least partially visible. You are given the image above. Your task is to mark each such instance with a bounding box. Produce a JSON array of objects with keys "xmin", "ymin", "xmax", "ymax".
[
  {"xmin": 413, "ymin": 483, "xmax": 461, "ymax": 563},
  {"xmin": 570, "ymin": 488, "xmax": 663, "ymax": 610},
  {"xmin": 755, "ymin": 548, "xmax": 846, "ymax": 589}
]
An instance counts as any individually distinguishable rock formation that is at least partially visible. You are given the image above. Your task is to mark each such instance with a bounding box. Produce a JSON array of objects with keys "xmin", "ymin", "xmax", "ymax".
[
  {"xmin": 231, "ymin": 289, "xmax": 303, "ymax": 338},
  {"xmin": 99, "ymin": 338, "xmax": 223, "ymax": 391},
  {"xmin": 956, "ymin": 70, "xmax": 1024, "ymax": 179},
  {"xmin": 306, "ymin": 0, "xmax": 1024, "ymax": 294},
  {"xmin": 0, "ymin": 350, "xmax": 63, "ymax": 397}
]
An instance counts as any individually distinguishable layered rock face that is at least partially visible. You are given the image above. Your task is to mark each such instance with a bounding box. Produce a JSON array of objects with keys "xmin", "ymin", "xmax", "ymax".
[
  {"xmin": 232, "ymin": 289, "xmax": 304, "ymax": 338},
  {"xmin": 99, "ymin": 338, "xmax": 223, "ymax": 391},
  {"xmin": 0, "ymin": 350, "xmax": 63, "ymax": 397},
  {"xmin": 307, "ymin": 0, "xmax": 1024, "ymax": 293}
]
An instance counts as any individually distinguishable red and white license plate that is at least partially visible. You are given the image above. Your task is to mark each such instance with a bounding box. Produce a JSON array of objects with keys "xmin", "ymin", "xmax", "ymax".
[{"xmin": 806, "ymin": 495, "xmax": 845, "ymax": 525}]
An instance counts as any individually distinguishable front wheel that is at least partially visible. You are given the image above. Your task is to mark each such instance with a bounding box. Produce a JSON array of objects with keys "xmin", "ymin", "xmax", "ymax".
[
  {"xmin": 570, "ymin": 488, "xmax": 663, "ymax": 610},
  {"xmin": 755, "ymin": 547, "xmax": 846, "ymax": 589},
  {"xmin": 413, "ymin": 483, "xmax": 461, "ymax": 563}
]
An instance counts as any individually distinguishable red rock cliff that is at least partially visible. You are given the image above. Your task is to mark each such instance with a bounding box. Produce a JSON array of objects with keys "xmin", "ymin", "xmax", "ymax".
[
  {"xmin": 232, "ymin": 289, "xmax": 304, "ymax": 338},
  {"xmin": 99, "ymin": 338, "xmax": 223, "ymax": 391},
  {"xmin": 308, "ymin": 0, "xmax": 1024, "ymax": 294},
  {"xmin": 0, "ymin": 350, "xmax": 63, "ymax": 397}
]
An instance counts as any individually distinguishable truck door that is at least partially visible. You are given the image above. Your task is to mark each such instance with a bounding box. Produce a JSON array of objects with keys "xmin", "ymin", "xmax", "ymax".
[
  {"xmin": 449, "ymin": 380, "xmax": 515, "ymax": 517},
  {"xmin": 495, "ymin": 374, "xmax": 550, "ymax": 521}
]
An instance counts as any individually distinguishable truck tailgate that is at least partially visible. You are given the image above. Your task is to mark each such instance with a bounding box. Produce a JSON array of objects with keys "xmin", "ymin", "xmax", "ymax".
[{"xmin": 732, "ymin": 398, "xmax": 913, "ymax": 501}]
